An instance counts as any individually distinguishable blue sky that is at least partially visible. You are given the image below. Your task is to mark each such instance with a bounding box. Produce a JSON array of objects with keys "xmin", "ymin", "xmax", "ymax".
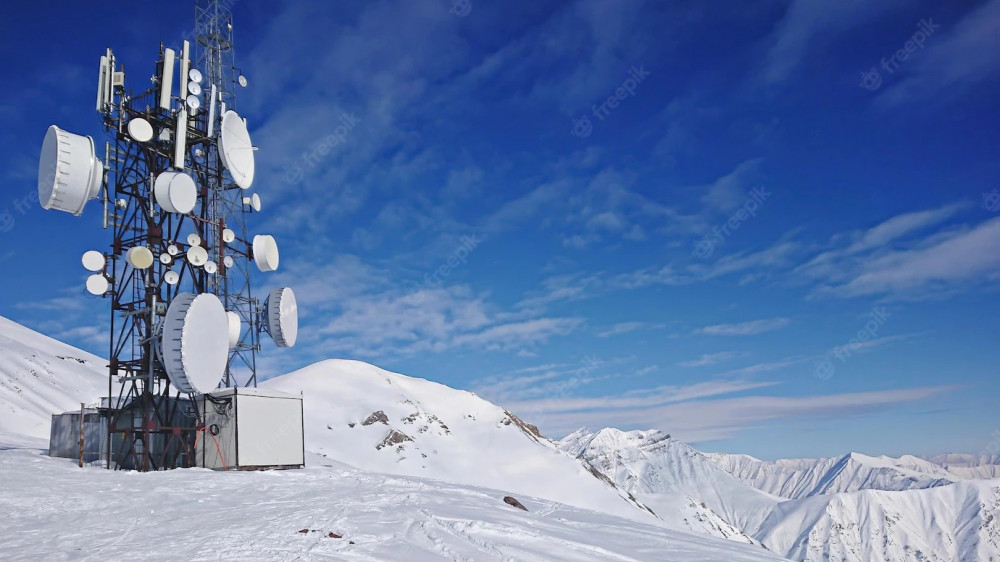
[{"xmin": 1, "ymin": 0, "xmax": 999, "ymax": 460}]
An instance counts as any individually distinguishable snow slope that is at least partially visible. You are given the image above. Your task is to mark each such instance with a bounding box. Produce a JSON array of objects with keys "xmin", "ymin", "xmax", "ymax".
[
  {"xmin": 0, "ymin": 316, "xmax": 105, "ymax": 438},
  {"xmin": 0, "ymin": 439, "xmax": 788, "ymax": 562},
  {"xmin": 707, "ymin": 452, "xmax": 957, "ymax": 499},
  {"xmin": 928, "ymin": 453, "xmax": 1000, "ymax": 480},
  {"xmin": 558, "ymin": 428, "xmax": 781, "ymax": 536}
]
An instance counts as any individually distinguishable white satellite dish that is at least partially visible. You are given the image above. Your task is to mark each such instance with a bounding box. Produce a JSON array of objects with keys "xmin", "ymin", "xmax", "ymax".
[
  {"xmin": 187, "ymin": 81, "xmax": 201, "ymax": 96},
  {"xmin": 127, "ymin": 118, "xmax": 154, "ymax": 143},
  {"xmin": 188, "ymin": 68, "xmax": 202, "ymax": 83},
  {"xmin": 164, "ymin": 271, "xmax": 179, "ymax": 285},
  {"xmin": 38, "ymin": 125, "xmax": 103, "ymax": 215},
  {"xmin": 251, "ymin": 234, "xmax": 279, "ymax": 272},
  {"xmin": 186, "ymin": 233, "xmax": 201, "ymax": 247},
  {"xmin": 238, "ymin": 74, "xmax": 247, "ymax": 87},
  {"xmin": 222, "ymin": 228, "xmax": 235, "ymax": 243},
  {"xmin": 219, "ymin": 110, "xmax": 255, "ymax": 189},
  {"xmin": 153, "ymin": 171, "xmax": 197, "ymax": 214},
  {"xmin": 223, "ymin": 255, "xmax": 234, "ymax": 268},
  {"xmin": 242, "ymin": 193, "xmax": 261, "ymax": 212},
  {"xmin": 186, "ymin": 245, "xmax": 208, "ymax": 267},
  {"xmin": 185, "ymin": 95, "xmax": 200, "ymax": 110},
  {"xmin": 167, "ymin": 244, "xmax": 180, "ymax": 256},
  {"xmin": 226, "ymin": 311, "xmax": 241, "ymax": 348},
  {"xmin": 159, "ymin": 292, "xmax": 228, "ymax": 394},
  {"xmin": 265, "ymin": 287, "xmax": 298, "ymax": 347},
  {"xmin": 126, "ymin": 246, "xmax": 154, "ymax": 269},
  {"xmin": 86, "ymin": 274, "xmax": 109, "ymax": 296},
  {"xmin": 159, "ymin": 253, "xmax": 172, "ymax": 265},
  {"xmin": 204, "ymin": 260, "xmax": 218, "ymax": 274},
  {"xmin": 81, "ymin": 250, "xmax": 104, "ymax": 272}
]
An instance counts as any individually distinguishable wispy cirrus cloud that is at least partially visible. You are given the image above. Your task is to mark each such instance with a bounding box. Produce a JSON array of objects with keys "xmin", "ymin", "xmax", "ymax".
[
  {"xmin": 678, "ymin": 351, "xmax": 738, "ymax": 368},
  {"xmin": 696, "ymin": 317, "xmax": 790, "ymax": 336}
]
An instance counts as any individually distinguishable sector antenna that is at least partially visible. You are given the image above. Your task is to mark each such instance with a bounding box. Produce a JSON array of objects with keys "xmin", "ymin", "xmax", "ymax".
[{"xmin": 34, "ymin": 0, "xmax": 303, "ymax": 472}]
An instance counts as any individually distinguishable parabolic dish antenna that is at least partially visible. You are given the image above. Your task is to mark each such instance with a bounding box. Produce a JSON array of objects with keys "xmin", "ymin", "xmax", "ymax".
[
  {"xmin": 187, "ymin": 81, "xmax": 202, "ymax": 96},
  {"xmin": 126, "ymin": 246, "xmax": 154, "ymax": 269},
  {"xmin": 226, "ymin": 311, "xmax": 241, "ymax": 348},
  {"xmin": 223, "ymin": 255, "xmax": 234, "ymax": 268},
  {"xmin": 167, "ymin": 244, "xmax": 180, "ymax": 256},
  {"xmin": 251, "ymin": 234, "xmax": 279, "ymax": 272},
  {"xmin": 185, "ymin": 95, "xmax": 200, "ymax": 110},
  {"xmin": 186, "ymin": 245, "xmax": 208, "ymax": 267},
  {"xmin": 222, "ymin": 228, "xmax": 235, "ymax": 243},
  {"xmin": 81, "ymin": 250, "xmax": 104, "ymax": 272},
  {"xmin": 242, "ymin": 193, "xmax": 261, "ymax": 211},
  {"xmin": 265, "ymin": 287, "xmax": 298, "ymax": 347},
  {"xmin": 238, "ymin": 74, "xmax": 247, "ymax": 87},
  {"xmin": 188, "ymin": 68, "xmax": 202, "ymax": 83},
  {"xmin": 204, "ymin": 260, "xmax": 218, "ymax": 274},
  {"xmin": 159, "ymin": 292, "xmax": 228, "ymax": 394},
  {"xmin": 127, "ymin": 118, "xmax": 154, "ymax": 143},
  {"xmin": 86, "ymin": 274, "xmax": 109, "ymax": 296},
  {"xmin": 153, "ymin": 170, "xmax": 197, "ymax": 214},
  {"xmin": 159, "ymin": 253, "xmax": 172, "ymax": 265},
  {"xmin": 38, "ymin": 125, "xmax": 103, "ymax": 215},
  {"xmin": 164, "ymin": 271, "xmax": 179, "ymax": 285},
  {"xmin": 219, "ymin": 110, "xmax": 254, "ymax": 189},
  {"xmin": 186, "ymin": 233, "xmax": 201, "ymax": 247}
]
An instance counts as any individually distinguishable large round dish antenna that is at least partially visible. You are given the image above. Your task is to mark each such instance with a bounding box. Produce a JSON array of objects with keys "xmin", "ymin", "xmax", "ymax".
[
  {"xmin": 252, "ymin": 234, "xmax": 279, "ymax": 272},
  {"xmin": 127, "ymin": 118, "xmax": 154, "ymax": 143},
  {"xmin": 265, "ymin": 287, "xmax": 298, "ymax": 347},
  {"xmin": 86, "ymin": 274, "xmax": 109, "ymax": 296},
  {"xmin": 126, "ymin": 247, "xmax": 154, "ymax": 269},
  {"xmin": 38, "ymin": 125, "xmax": 103, "ymax": 215},
  {"xmin": 186, "ymin": 246, "xmax": 208, "ymax": 267},
  {"xmin": 219, "ymin": 110, "xmax": 255, "ymax": 189},
  {"xmin": 159, "ymin": 293, "xmax": 228, "ymax": 394},
  {"xmin": 154, "ymin": 171, "xmax": 197, "ymax": 214},
  {"xmin": 81, "ymin": 250, "xmax": 104, "ymax": 272},
  {"xmin": 226, "ymin": 311, "xmax": 241, "ymax": 348}
]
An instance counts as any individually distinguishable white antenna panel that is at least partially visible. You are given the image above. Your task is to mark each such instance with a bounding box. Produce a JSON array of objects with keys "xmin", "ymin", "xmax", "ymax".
[
  {"xmin": 159, "ymin": 48, "xmax": 175, "ymax": 110},
  {"xmin": 207, "ymin": 84, "xmax": 217, "ymax": 138},
  {"xmin": 266, "ymin": 287, "xmax": 298, "ymax": 347},
  {"xmin": 38, "ymin": 125, "xmax": 103, "ymax": 215},
  {"xmin": 159, "ymin": 292, "xmax": 228, "ymax": 394},
  {"xmin": 219, "ymin": 110, "xmax": 255, "ymax": 189},
  {"xmin": 86, "ymin": 274, "xmax": 109, "ymax": 296},
  {"xmin": 96, "ymin": 55, "xmax": 109, "ymax": 111},
  {"xmin": 252, "ymin": 234, "xmax": 279, "ymax": 272},
  {"xmin": 226, "ymin": 311, "xmax": 241, "ymax": 348},
  {"xmin": 173, "ymin": 108, "xmax": 188, "ymax": 169},
  {"xmin": 154, "ymin": 170, "xmax": 197, "ymax": 214},
  {"xmin": 81, "ymin": 250, "xmax": 104, "ymax": 272}
]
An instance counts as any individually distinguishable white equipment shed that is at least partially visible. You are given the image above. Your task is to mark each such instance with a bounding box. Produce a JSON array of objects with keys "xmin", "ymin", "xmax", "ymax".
[{"xmin": 197, "ymin": 387, "xmax": 304, "ymax": 470}]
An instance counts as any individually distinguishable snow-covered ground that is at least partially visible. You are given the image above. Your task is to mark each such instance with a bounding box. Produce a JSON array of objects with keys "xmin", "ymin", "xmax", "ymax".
[{"xmin": 0, "ymin": 436, "xmax": 786, "ymax": 562}]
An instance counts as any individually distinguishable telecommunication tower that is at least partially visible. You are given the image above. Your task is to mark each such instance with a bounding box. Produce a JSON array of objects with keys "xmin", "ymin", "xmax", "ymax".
[{"xmin": 36, "ymin": 0, "xmax": 298, "ymax": 470}]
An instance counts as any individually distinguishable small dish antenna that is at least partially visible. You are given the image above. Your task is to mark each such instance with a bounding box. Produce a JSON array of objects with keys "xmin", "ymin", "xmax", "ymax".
[
  {"xmin": 222, "ymin": 228, "xmax": 236, "ymax": 243},
  {"xmin": 186, "ymin": 245, "xmax": 208, "ymax": 267},
  {"xmin": 242, "ymin": 193, "xmax": 261, "ymax": 212},
  {"xmin": 187, "ymin": 81, "xmax": 202, "ymax": 96},
  {"xmin": 159, "ymin": 253, "xmax": 172, "ymax": 265},
  {"xmin": 81, "ymin": 250, "xmax": 104, "ymax": 272},
  {"xmin": 153, "ymin": 170, "xmax": 197, "ymax": 214},
  {"xmin": 38, "ymin": 125, "xmax": 103, "ymax": 215},
  {"xmin": 127, "ymin": 118, "xmax": 154, "ymax": 143},
  {"xmin": 159, "ymin": 292, "xmax": 229, "ymax": 394},
  {"xmin": 219, "ymin": 110, "xmax": 254, "ymax": 189},
  {"xmin": 263, "ymin": 287, "xmax": 298, "ymax": 347},
  {"xmin": 238, "ymin": 74, "xmax": 247, "ymax": 87},
  {"xmin": 86, "ymin": 274, "xmax": 109, "ymax": 296},
  {"xmin": 251, "ymin": 234, "xmax": 279, "ymax": 272},
  {"xmin": 126, "ymin": 246, "xmax": 154, "ymax": 269},
  {"xmin": 223, "ymin": 255, "xmax": 234, "ymax": 268},
  {"xmin": 188, "ymin": 68, "xmax": 202, "ymax": 83},
  {"xmin": 186, "ymin": 233, "xmax": 202, "ymax": 247},
  {"xmin": 164, "ymin": 271, "xmax": 179, "ymax": 285},
  {"xmin": 204, "ymin": 260, "xmax": 218, "ymax": 274},
  {"xmin": 227, "ymin": 311, "xmax": 241, "ymax": 348},
  {"xmin": 185, "ymin": 95, "xmax": 201, "ymax": 110},
  {"xmin": 167, "ymin": 244, "xmax": 180, "ymax": 256}
]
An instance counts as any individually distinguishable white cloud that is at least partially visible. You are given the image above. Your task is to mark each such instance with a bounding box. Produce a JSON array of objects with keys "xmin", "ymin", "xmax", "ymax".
[
  {"xmin": 596, "ymin": 322, "xmax": 650, "ymax": 338},
  {"xmin": 696, "ymin": 317, "xmax": 790, "ymax": 336},
  {"xmin": 678, "ymin": 351, "xmax": 738, "ymax": 368}
]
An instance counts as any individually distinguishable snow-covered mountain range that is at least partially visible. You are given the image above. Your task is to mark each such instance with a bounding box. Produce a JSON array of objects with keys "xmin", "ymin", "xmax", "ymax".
[{"xmin": 1, "ymin": 314, "xmax": 999, "ymax": 561}]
